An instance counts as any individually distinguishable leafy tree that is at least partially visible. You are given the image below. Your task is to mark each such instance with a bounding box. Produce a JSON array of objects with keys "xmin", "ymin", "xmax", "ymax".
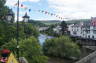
[
  {"xmin": 0, "ymin": 20, "xmax": 40, "ymax": 46},
  {"xmin": 2, "ymin": 37, "xmax": 48, "ymax": 63},
  {"xmin": 43, "ymin": 24, "xmax": 59, "ymax": 36},
  {"xmin": 0, "ymin": 0, "xmax": 10, "ymax": 21},
  {"xmin": 22, "ymin": 23, "xmax": 39, "ymax": 38},
  {"xmin": 43, "ymin": 36, "xmax": 81, "ymax": 59},
  {"xmin": 60, "ymin": 21, "xmax": 68, "ymax": 35}
]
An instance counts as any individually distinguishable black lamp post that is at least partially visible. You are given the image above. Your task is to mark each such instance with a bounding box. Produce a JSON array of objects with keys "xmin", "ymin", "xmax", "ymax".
[
  {"xmin": 6, "ymin": 9, "xmax": 14, "ymax": 23},
  {"xmin": 22, "ymin": 12, "xmax": 30, "ymax": 38},
  {"xmin": 16, "ymin": 0, "xmax": 20, "ymax": 60},
  {"xmin": 23, "ymin": 12, "xmax": 30, "ymax": 23}
]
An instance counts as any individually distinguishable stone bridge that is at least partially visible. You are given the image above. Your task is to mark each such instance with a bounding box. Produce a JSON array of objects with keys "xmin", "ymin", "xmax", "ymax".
[{"xmin": 75, "ymin": 50, "xmax": 96, "ymax": 63}]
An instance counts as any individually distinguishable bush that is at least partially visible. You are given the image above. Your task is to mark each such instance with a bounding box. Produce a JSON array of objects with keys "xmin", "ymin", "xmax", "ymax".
[
  {"xmin": 43, "ymin": 36, "xmax": 81, "ymax": 59},
  {"xmin": 2, "ymin": 37, "xmax": 48, "ymax": 63}
]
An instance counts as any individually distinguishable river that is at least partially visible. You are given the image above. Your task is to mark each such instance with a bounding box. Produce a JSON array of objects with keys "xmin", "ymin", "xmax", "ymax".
[{"xmin": 38, "ymin": 34, "xmax": 54, "ymax": 45}]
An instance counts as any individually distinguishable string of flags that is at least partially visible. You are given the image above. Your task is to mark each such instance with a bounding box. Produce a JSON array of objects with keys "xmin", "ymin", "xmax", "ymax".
[
  {"xmin": 14, "ymin": 3, "xmax": 28, "ymax": 10},
  {"xmin": 38, "ymin": 10, "xmax": 66, "ymax": 20},
  {"xmin": 14, "ymin": 3, "xmax": 68, "ymax": 20}
]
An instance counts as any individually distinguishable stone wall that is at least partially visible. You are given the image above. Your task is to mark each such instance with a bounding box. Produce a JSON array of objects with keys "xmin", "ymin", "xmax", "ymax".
[{"xmin": 75, "ymin": 51, "xmax": 96, "ymax": 63}]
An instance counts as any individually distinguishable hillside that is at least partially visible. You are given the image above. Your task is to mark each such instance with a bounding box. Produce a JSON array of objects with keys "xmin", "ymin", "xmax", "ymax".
[
  {"xmin": 28, "ymin": 20, "xmax": 47, "ymax": 27},
  {"xmin": 39, "ymin": 20, "xmax": 61, "ymax": 25},
  {"xmin": 28, "ymin": 19, "xmax": 90, "ymax": 26},
  {"xmin": 66, "ymin": 19, "xmax": 90, "ymax": 25}
]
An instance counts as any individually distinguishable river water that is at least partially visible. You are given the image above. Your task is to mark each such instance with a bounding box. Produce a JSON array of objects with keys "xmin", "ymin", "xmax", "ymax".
[{"xmin": 38, "ymin": 34, "xmax": 54, "ymax": 45}]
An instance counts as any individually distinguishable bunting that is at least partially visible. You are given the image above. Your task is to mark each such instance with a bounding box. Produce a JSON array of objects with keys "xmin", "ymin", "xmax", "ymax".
[
  {"xmin": 13, "ymin": 3, "xmax": 67, "ymax": 20},
  {"xmin": 37, "ymin": 10, "xmax": 65, "ymax": 20},
  {"xmin": 14, "ymin": 3, "xmax": 28, "ymax": 10}
]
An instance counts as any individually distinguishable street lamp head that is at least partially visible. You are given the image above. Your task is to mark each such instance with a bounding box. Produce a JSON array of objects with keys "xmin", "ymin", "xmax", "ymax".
[
  {"xmin": 23, "ymin": 12, "xmax": 30, "ymax": 22},
  {"xmin": 6, "ymin": 9, "xmax": 14, "ymax": 23}
]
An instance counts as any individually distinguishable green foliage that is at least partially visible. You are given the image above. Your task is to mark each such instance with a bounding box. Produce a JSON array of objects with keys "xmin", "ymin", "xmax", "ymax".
[
  {"xmin": 0, "ymin": 0, "xmax": 10, "ymax": 20},
  {"xmin": 0, "ymin": 21, "xmax": 39, "ymax": 46},
  {"xmin": 20, "ymin": 37, "xmax": 48, "ymax": 63},
  {"xmin": 43, "ymin": 24, "xmax": 59, "ymax": 37},
  {"xmin": 23, "ymin": 23, "xmax": 39, "ymax": 38},
  {"xmin": 28, "ymin": 20, "xmax": 47, "ymax": 27},
  {"xmin": 2, "ymin": 37, "xmax": 48, "ymax": 63},
  {"xmin": 2, "ymin": 39, "xmax": 17, "ymax": 54},
  {"xmin": 43, "ymin": 36, "xmax": 81, "ymax": 59},
  {"xmin": 66, "ymin": 19, "xmax": 90, "ymax": 25},
  {"xmin": 40, "ymin": 20, "xmax": 60, "ymax": 25},
  {"xmin": 0, "ymin": 21, "xmax": 16, "ymax": 45},
  {"xmin": 26, "ymin": 24, "xmax": 39, "ymax": 37}
]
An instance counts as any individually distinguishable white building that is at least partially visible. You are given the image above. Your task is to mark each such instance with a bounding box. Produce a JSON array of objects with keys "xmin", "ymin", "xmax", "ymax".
[{"xmin": 68, "ymin": 17, "xmax": 96, "ymax": 40}]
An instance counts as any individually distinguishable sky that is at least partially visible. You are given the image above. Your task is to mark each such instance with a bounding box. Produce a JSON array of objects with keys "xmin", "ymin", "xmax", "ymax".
[{"xmin": 5, "ymin": 0, "xmax": 96, "ymax": 21}]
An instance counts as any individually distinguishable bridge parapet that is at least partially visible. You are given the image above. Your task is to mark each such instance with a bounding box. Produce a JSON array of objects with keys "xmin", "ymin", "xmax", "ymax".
[{"xmin": 75, "ymin": 51, "xmax": 96, "ymax": 63}]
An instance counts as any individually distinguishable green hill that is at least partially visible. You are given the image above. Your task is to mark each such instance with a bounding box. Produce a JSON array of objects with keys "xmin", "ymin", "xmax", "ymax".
[
  {"xmin": 66, "ymin": 19, "xmax": 90, "ymax": 25},
  {"xmin": 28, "ymin": 19, "xmax": 90, "ymax": 26},
  {"xmin": 28, "ymin": 20, "xmax": 47, "ymax": 27},
  {"xmin": 39, "ymin": 20, "xmax": 61, "ymax": 25}
]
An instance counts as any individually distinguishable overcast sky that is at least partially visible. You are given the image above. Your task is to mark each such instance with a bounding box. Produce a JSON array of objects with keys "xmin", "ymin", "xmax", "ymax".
[{"xmin": 6, "ymin": 0, "xmax": 96, "ymax": 21}]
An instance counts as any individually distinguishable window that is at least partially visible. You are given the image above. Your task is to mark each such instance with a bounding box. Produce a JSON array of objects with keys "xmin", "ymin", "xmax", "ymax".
[
  {"xmin": 93, "ymin": 26, "xmax": 96, "ymax": 29},
  {"xmin": 88, "ymin": 35, "xmax": 90, "ymax": 38},
  {"xmin": 93, "ymin": 30, "xmax": 96, "ymax": 34},
  {"xmin": 77, "ymin": 29, "xmax": 78, "ymax": 31},
  {"xmin": 73, "ymin": 31, "xmax": 77, "ymax": 35},
  {"xmin": 92, "ymin": 36, "xmax": 94, "ymax": 39},
  {"xmin": 86, "ymin": 30, "xmax": 90, "ymax": 34}
]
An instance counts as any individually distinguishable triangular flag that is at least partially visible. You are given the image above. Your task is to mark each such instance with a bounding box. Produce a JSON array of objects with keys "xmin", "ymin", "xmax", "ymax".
[
  {"xmin": 21, "ymin": 4, "xmax": 23, "ymax": 7},
  {"xmin": 45, "ymin": 11, "xmax": 48, "ymax": 14},
  {"xmin": 41, "ymin": 10, "xmax": 44, "ymax": 13},
  {"xmin": 29, "ymin": 9, "xmax": 31, "ymax": 12},
  {"xmin": 51, "ymin": 13, "xmax": 53, "ymax": 16}
]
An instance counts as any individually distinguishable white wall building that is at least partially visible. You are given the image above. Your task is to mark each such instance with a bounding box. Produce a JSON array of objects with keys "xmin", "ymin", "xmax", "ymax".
[{"xmin": 68, "ymin": 17, "xmax": 96, "ymax": 40}]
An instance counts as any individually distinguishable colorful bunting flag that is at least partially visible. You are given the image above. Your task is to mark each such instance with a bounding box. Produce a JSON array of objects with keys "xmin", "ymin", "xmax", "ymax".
[
  {"xmin": 29, "ymin": 9, "xmax": 31, "ymax": 12},
  {"xmin": 13, "ymin": 3, "xmax": 66, "ymax": 20}
]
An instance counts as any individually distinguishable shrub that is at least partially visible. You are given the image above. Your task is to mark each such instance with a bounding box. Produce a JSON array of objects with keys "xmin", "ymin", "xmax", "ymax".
[{"xmin": 43, "ymin": 36, "xmax": 81, "ymax": 59}]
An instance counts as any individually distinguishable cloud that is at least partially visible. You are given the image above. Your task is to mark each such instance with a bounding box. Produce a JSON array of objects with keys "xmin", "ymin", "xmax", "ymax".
[{"xmin": 48, "ymin": 0, "xmax": 96, "ymax": 20}]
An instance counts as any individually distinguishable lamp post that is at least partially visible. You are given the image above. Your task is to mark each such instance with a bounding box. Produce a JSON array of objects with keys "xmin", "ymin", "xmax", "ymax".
[
  {"xmin": 16, "ymin": 0, "xmax": 20, "ymax": 59},
  {"xmin": 23, "ymin": 12, "xmax": 30, "ymax": 23},
  {"xmin": 22, "ymin": 12, "xmax": 30, "ymax": 38},
  {"xmin": 6, "ymin": 9, "xmax": 14, "ymax": 23}
]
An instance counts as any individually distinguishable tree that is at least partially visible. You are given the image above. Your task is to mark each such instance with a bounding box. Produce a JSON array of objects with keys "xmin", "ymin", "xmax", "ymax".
[
  {"xmin": 43, "ymin": 36, "xmax": 81, "ymax": 59},
  {"xmin": 0, "ymin": 0, "xmax": 10, "ymax": 21},
  {"xmin": 22, "ymin": 23, "xmax": 39, "ymax": 38},
  {"xmin": 60, "ymin": 21, "xmax": 68, "ymax": 35},
  {"xmin": 0, "ymin": 21, "xmax": 40, "ymax": 46},
  {"xmin": 2, "ymin": 37, "xmax": 48, "ymax": 63}
]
